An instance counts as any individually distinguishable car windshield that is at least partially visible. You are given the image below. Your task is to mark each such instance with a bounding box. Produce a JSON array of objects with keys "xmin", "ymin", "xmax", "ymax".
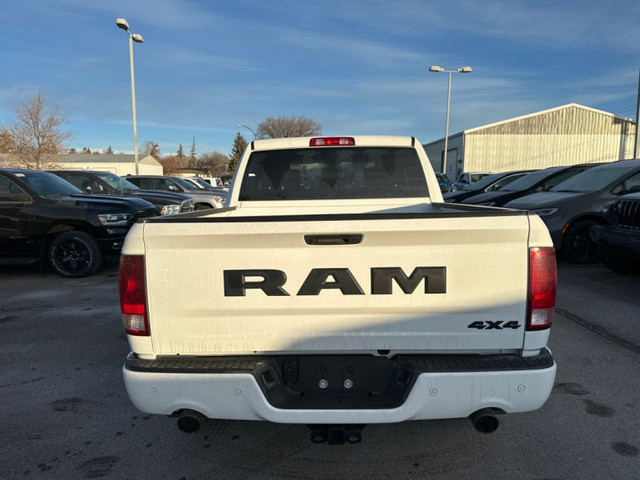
[
  {"xmin": 436, "ymin": 173, "xmax": 451, "ymax": 183},
  {"xmin": 501, "ymin": 168, "xmax": 561, "ymax": 191},
  {"xmin": 15, "ymin": 171, "xmax": 82, "ymax": 196},
  {"xmin": 191, "ymin": 178, "xmax": 215, "ymax": 189},
  {"xmin": 239, "ymin": 147, "xmax": 428, "ymax": 200},
  {"xmin": 95, "ymin": 172, "xmax": 139, "ymax": 192},
  {"xmin": 469, "ymin": 173, "xmax": 488, "ymax": 183},
  {"xmin": 551, "ymin": 164, "xmax": 639, "ymax": 192},
  {"xmin": 172, "ymin": 177, "xmax": 200, "ymax": 191},
  {"xmin": 489, "ymin": 173, "xmax": 530, "ymax": 190},
  {"xmin": 469, "ymin": 172, "xmax": 508, "ymax": 190}
]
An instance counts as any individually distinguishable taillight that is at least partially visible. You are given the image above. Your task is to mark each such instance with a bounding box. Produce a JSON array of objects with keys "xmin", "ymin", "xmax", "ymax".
[
  {"xmin": 527, "ymin": 247, "xmax": 556, "ymax": 330},
  {"xmin": 309, "ymin": 137, "xmax": 355, "ymax": 146},
  {"xmin": 119, "ymin": 254, "xmax": 149, "ymax": 336}
]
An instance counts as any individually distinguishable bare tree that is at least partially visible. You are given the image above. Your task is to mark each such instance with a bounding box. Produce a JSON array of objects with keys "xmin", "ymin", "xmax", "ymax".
[
  {"xmin": 159, "ymin": 155, "xmax": 184, "ymax": 175},
  {"xmin": 6, "ymin": 93, "xmax": 72, "ymax": 170},
  {"xmin": 256, "ymin": 115, "xmax": 322, "ymax": 139},
  {"xmin": 0, "ymin": 129, "xmax": 14, "ymax": 153},
  {"xmin": 197, "ymin": 152, "xmax": 229, "ymax": 176},
  {"xmin": 144, "ymin": 141, "xmax": 160, "ymax": 159}
]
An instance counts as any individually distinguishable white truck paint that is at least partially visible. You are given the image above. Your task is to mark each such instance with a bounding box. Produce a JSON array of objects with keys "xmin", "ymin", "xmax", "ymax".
[{"xmin": 119, "ymin": 136, "xmax": 556, "ymax": 435}]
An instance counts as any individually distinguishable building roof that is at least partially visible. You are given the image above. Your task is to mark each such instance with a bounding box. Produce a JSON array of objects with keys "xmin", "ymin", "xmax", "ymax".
[
  {"xmin": 0, "ymin": 152, "xmax": 160, "ymax": 166},
  {"xmin": 464, "ymin": 103, "xmax": 634, "ymax": 134},
  {"xmin": 423, "ymin": 103, "xmax": 636, "ymax": 146},
  {"xmin": 46, "ymin": 153, "xmax": 160, "ymax": 165}
]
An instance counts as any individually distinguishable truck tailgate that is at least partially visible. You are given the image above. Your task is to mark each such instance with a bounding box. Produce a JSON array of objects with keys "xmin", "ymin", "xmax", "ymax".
[{"xmin": 142, "ymin": 212, "xmax": 530, "ymax": 354}]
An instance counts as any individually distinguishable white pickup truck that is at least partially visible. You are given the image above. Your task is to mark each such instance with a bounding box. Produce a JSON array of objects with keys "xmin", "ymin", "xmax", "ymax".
[{"xmin": 119, "ymin": 136, "xmax": 557, "ymax": 443}]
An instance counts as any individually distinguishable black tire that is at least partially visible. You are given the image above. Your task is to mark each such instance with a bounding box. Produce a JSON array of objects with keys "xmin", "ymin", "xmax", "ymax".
[
  {"xmin": 602, "ymin": 250, "xmax": 634, "ymax": 274},
  {"xmin": 48, "ymin": 231, "xmax": 102, "ymax": 278},
  {"xmin": 562, "ymin": 220, "xmax": 601, "ymax": 264},
  {"xmin": 194, "ymin": 203, "xmax": 212, "ymax": 211}
]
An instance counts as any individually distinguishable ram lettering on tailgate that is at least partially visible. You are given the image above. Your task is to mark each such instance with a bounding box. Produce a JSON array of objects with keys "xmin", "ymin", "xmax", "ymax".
[{"xmin": 224, "ymin": 267, "xmax": 446, "ymax": 296}]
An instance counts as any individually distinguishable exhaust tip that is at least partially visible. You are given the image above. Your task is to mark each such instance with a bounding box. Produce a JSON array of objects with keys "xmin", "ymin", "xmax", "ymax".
[
  {"xmin": 469, "ymin": 408, "xmax": 499, "ymax": 434},
  {"xmin": 177, "ymin": 410, "xmax": 206, "ymax": 434}
]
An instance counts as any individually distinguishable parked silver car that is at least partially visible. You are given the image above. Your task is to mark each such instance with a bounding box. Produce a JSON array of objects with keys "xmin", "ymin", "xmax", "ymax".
[{"xmin": 124, "ymin": 175, "xmax": 227, "ymax": 210}]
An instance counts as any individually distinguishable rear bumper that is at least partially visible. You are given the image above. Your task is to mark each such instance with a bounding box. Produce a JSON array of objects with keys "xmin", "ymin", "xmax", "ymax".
[{"xmin": 123, "ymin": 349, "xmax": 556, "ymax": 424}]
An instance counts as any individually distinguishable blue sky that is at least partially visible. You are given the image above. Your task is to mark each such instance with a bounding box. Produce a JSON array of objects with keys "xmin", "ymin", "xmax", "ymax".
[{"xmin": 1, "ymin": 0, "xmax": 639, "ymax": 157}]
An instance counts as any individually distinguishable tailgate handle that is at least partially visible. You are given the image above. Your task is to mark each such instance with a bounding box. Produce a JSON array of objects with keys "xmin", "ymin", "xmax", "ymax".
[{"xmin": 304, "ymin": 234, "xmax": 363, "ymax": 246}]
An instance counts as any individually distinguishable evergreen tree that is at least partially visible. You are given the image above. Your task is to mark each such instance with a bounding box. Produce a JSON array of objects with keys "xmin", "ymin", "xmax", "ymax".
[
  {"xmin": 189, "ymin": 137, "xmax": 197, "ymax": 168},
  {"xmin": 82, "ymin": 147, "xmax": 91, "ymax": 154},
  {"xmin": 177, "ymin": 144, "xmax": 185, "ymax": 159},
  {"xmin": 68, "ymin": 147, "xmax": 76, "ymax": 154},
  {"xmin": 228, "ymin": 132, "xmax": 248, "ymax": 174},
  {"xmin": 105, "ymin": 146, "xmax": 113, "ymax": 154}
]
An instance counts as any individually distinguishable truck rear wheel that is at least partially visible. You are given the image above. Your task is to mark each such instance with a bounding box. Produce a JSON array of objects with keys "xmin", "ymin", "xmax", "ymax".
[{"xmin": 49, "ymin": 231, "xmax": 102, "ymax": 278}]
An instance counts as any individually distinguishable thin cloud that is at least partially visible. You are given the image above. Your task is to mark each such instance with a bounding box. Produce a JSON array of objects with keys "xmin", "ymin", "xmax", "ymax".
[
  {"xmin": 54, "ymin": 0, "xmax": 218, "ymax": 30},
  {"xmin": 261, "ymin": 0, "xmax": 640, "ymax": 52},
  {"xmin": 150, "ymin": 45, "xmax": 261, "ymax": 72},
  {"xmin": 278, "ymin": 29, "xmax": 429, "ymax": 67}
]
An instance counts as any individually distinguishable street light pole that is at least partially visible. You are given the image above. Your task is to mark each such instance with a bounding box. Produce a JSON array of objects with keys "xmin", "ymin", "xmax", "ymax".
[
  {"xmin": 443, "ymin": 71, "xmax": 452, "ymax": 177},
  {"xmin": 116, "ymin": 18, "xmax": 144, "ymax": 175},
  {"xmin": 429, "ymin": 65, "xmax": 472, "ymax": 178},
  {"xmin": 128, "ymin": 34, "xmax": 140, "ymax": 175},
  {"xmin": 634, "ymin": 63, "xmax": 640, "ymax": 159},
  {"xmin": 236, "ymin": 124, "xmax": 256, "ymax": 139}
]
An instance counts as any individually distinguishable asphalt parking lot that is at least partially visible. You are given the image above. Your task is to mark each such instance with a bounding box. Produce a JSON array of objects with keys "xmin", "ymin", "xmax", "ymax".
[{"xmin": 1, "ymin": 261, "xmax": 639, "ymax": 479}]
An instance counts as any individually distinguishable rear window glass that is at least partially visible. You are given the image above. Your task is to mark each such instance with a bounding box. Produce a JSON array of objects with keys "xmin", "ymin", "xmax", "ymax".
[{"xmin": 238, "ymin": 147, "xmax": 428, "ymax": 200}]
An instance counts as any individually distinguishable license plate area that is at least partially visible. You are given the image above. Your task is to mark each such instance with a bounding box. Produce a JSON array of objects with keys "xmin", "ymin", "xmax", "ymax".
[{"xmin": 256, "ymin": 355, "xmax": 417, "ymax": 410}]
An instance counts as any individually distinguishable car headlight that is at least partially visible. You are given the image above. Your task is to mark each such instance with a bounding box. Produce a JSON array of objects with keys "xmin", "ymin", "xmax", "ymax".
[
  {"xmin": 160, "ymin": 204, "xmax": 181, "ymax": 215},
  {"xmin": 533, "ymin": 208, "xmax": 559, "ymax": 217},
  {"xmin": 97, "ymin": 212, "xmax": 132, "ymax": 226},
  {"xmin": 212, "ymin": 195, "xmax": 226, "ymax": 208}
]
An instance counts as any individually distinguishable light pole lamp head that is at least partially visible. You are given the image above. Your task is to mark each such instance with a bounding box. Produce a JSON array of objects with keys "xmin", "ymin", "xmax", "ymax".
[
  {"xmin": 131, "ymin": 33, "xmax": 144, "ymax": 43},
  {"xmin": 457, "ymin": 66, "xmax": 472, "ymax": 73},
  {"xmin": 116, "ymin": 18, "xmax": 130, "ymax": 31},
  {"xmin": 429, "ymin": 65, "xmax": 444, "ymax": 72}
]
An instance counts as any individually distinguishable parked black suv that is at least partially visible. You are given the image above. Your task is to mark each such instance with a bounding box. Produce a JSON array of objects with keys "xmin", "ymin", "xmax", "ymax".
[
  {"xmin": 0, "ymin": 169, "xmax": 157, "ymax": 277},
  {"xmin": 443, "ymin": 170, "xmax": 534, "ymax": 203},
  {"xmin": 50, "ymin": 170, "xmax": 194, "ymax": 215},
  {"xmin": 462, "ymin": 164, "xmax": 599, "ymax": 207},
  {"xmin": 592, "ymin": 190, "xmax": 640, "ymax": 273}
]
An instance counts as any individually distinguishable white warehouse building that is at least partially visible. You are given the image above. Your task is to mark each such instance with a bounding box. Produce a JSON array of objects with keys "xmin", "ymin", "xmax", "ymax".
[
  {"xmin": 423, "ymin": 103, "xmax": 637, "ymax": 180},
  {"xmin": 0, "ymin": 153, "xmax": 163, "ymax": 175}
]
